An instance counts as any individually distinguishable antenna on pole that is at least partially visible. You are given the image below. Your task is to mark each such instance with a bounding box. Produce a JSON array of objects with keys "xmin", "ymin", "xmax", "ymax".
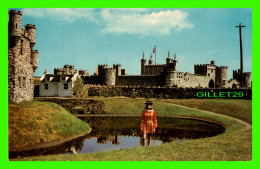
[{"xmin": 235, "ymin": 23, "xmax": 246, "ymax": 88}]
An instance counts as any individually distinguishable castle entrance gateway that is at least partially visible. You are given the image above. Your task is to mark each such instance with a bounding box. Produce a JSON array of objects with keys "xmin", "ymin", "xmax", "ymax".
[{"xmin": 209, "ymin": 79, "xmax": 215, "ymax": 88}]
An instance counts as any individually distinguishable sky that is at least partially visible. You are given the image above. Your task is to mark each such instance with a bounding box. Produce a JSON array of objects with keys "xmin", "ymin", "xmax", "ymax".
[{"xmin": 10, "ymin": 8, "xmax": 252, "ymax": 79}]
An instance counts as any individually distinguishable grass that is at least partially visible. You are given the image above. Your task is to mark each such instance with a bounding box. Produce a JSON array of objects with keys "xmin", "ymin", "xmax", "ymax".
[
  {"xmin": 14, "ymin": 98, "xmax": 252, "ymax": 161},
  {"xmin": 9, "ymin": 101, "xmax": 91, "ymax": 150},
  {"xmin": 163, "ymin": 99, "xmax": 252, "ymax": 124}
]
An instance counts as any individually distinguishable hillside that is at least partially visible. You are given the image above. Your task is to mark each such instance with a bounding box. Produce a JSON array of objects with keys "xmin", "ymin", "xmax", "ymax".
[{"xmin": 8, "ymin": 101, "xmax": 91, "ymax": 150}]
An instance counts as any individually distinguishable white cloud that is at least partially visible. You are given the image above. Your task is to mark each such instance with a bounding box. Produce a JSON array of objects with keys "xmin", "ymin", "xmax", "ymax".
[
  {"xmin": 100, "ymin": 9, "xmax": 194, "ymax": 35},
  {"xmin": 22, "ymin": 8, "xmax": 194, "ymax": 36},
  {"xmin": 23, "ymin": 8, "xmax": 97, "ymax": 23}
]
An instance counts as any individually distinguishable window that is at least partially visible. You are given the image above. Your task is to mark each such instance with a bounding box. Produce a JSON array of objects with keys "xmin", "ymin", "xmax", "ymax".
[
  {"xmin": 46, "ymin": 77, "xmax": 50, "ymax": 81},
  {"xmin": 18, "ymin": 77, "xmax": 21, "ymax": 87},
  {"xmin": 64, "ymin": 83, "xmax": 68, "ymax": 89},
  {"xmin": 62, "ymin": 77, "xmax": 66, "ymax": 81},
  {"xmin": 23, "ymin": 77, "xmax": 26, "ymax": 87},
  {"xmin": 20, "ymin": 40, "xmax": 23, "ymax": 55},
  {"xmin": 45, "ymin": 84, "xmax": 48, "ymax": 90},
  {"xmin": 208, "ymin": 73, "xmax": 210, "ymax": 77},
  {"xmin": 211, "ymin": 69, "xmax": 214, "ymax": 73}
]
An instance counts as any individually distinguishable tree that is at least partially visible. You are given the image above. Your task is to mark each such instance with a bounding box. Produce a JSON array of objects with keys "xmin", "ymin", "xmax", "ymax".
[{"xmin": 73, "ymin": 77, "xmax": 89, "ymax": 97}]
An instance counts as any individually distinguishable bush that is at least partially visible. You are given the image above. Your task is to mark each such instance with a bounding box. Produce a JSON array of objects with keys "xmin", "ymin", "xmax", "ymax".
[{"xmin": 73, "ymin": 77, "xmax": 89, "ymax": 97}]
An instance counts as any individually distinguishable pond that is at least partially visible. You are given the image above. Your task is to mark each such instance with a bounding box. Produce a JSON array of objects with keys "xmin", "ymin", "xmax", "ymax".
[{"xmin": 9, "ymin": 116, "xmax": 225, "ymax": 158}]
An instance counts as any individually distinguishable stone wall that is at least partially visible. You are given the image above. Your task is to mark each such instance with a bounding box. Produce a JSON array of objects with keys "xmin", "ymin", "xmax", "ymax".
[
  {"xmin": 35, "ymin": 98, "xmax": 106, "ymax": 114},
  {"xmin": 142, "ymin": 64, "xmax": 165, "ymax": 75},
  {"xmin": 88, "ymin": 86, "xmax": 252, "ymax": 99},
  {"xmin": 117, "ymin": 75, "xmax": 163, "ymax": 87}
]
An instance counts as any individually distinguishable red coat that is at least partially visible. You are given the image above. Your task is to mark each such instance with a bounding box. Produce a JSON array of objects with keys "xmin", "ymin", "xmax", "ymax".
[{"xmin": 140, "ymin": 110, "xmax": 158, "ymax": 134}]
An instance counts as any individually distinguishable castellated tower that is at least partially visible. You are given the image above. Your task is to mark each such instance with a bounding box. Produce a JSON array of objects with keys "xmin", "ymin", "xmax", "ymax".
[
  {"xmin": 165, "ymin": 69, "xmax": 176, "ymax": 87},
  {"xmin": 8, "ymin": 10, "xmax": 22, "ymax": 44},
  {"xmin": 25, "ymin": 24, "xmax": 36, "ymax": 48},
  {"xmin": 98, "ymin": 65, "xmax": 116, "ymax": 86},
  {"xmin": 164, "ymin": 55, "xmax": 178, "ymax": 87},
  {"xmin": 215, "ymin": 66, "xmax": 228, "ymax": 88},
  {"xmin": 8, "ymin": 10, "xmax": 39, "ymax": 103}
]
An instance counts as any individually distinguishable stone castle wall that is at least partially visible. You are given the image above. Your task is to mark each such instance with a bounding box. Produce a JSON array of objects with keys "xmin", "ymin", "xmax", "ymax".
[
  {"xmin": 177, "ymin": 74, "xmax": 213, "ymax": 88},
  {"xmin": 142, "ymin": 64, "xmax": 165, "ymax": 75},
  {"xmin": 117, "ymin": 75, "xmax": 163, "ymax": 87},
  {"xmin": 87, "ymin": 86, "xmax": 252, "ymax": 99}
]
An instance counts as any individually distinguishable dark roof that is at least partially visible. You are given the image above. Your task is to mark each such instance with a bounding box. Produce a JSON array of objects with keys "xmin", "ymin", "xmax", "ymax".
[{"xmin": 41, "ymin": 74, "xmax": 74, "ymax": 83}]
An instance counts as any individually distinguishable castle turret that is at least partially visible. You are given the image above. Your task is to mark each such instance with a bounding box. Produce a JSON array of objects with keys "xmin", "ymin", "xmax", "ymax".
[
  {"xmin": 103, "ymin": 68, "xmax": 116, "ymax": 86},
  {"xmin": 64, "ymin": 65, "xmax": 70, "ymax": 74},
  {"xmin": 141, "ymin": 52, "xmax": 146, "ymax": 75},
  {"xmin": 165, "ymin": 70, "xmax": 176, "ymax": 87},
  {"xmin": 31, "ymin": 50, "xmax": 38, "ymax": 72},
  {"xmin": 79, "ymin": 70, "xmax": 89, "ymax": 76},
  {"xmin": 8, "ymin": 10, "xmax": 23, "ymax": 45},
  {"xmin": 113, "ymin": 64, "xmax": 122, "ymax": 76},
  {"xmin": 215, "ymin": 66, "xmax": 228, "ymax": 88},
  {"xmin": 149, "ymin": 54, "xmax": 154, "ymax": 65},
  {"xmin": 243, "ymin": 72, "xmax": 252, "ymax": 88},
  {"xmin": 25, "ymin": 24, "xmax": 36, "ymax": 48},
  {"xmin": 233, "ymin": 70, "xmax": 238, "ymax": 79},
  {"xmin": 54, "ymin": 68, "xmax": 64, "ymax": 75},
  {"xmin": 166, "ymin": 57, "xmax": 171, "ymax": 66}
]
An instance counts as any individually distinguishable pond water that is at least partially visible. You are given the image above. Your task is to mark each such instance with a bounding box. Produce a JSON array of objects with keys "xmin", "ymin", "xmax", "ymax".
[{"xmin": 9, "ymin": 116, "xmax": 225, "ymax": 158}]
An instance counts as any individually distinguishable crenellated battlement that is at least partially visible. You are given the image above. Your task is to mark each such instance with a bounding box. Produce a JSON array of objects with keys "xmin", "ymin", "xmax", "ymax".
[
  {"xmin": 216, "ymin": 66, "xmax": 228, "ymax": 69},
  {"xmin": 194, "ymin": 64, "xmax": 216, "ymax": 67},
  {"xmin": 145, "ymin": 64, "xmax": 166, "ymax": 67},
  {"xmin": 244, "ymin": 72, "xmax": 252, "ymax": 76},
  {"xmin": 25, "ymin": 24, "xmax": 36, "ymax": 29},
  {"xmin": 53, "ymin": 65, "xmax": 75, "ymax": 75},
  {"xmin": 9, "ymin": 10, "xmax": 23, "ymax": 15}
]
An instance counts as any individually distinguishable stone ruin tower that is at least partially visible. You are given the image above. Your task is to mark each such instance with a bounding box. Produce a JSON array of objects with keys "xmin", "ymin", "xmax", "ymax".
[{"xmin": 8, "ymin": 10, "xmax": 38, "ymax": 103}]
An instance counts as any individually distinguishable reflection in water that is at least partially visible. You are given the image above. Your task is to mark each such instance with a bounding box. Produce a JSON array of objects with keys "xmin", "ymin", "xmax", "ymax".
[
  {"xmin": 9, "ymin": 116, "xmax": 225, "ymax": 158},
  {"xmin": 140, "ymin": 134, "xmax": 152, "ymax": 146}
]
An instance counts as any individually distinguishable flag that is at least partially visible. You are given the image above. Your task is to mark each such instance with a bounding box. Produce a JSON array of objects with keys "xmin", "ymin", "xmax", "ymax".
[{"xmin": 153, "ymin": 46, "xmax": 156, "ymax": 53}]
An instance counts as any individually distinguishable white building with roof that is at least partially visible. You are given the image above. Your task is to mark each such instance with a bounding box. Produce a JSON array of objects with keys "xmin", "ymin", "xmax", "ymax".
[{"xmin": 39, "ymin": 65, "xmax": 80, "ymax": 97}]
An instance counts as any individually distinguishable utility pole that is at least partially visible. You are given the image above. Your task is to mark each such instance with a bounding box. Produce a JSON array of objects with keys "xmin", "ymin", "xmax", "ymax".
[{"xmin": 235, "ymin": 23, "xmax": 246, "ymax": 88}]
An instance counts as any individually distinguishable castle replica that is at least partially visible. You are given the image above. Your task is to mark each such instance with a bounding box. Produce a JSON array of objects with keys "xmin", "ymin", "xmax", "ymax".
[
  {"xmin": 81, "ymin": 52, "xmax": 251, "ymax": 88},
  {"xmin": 40, "ymin": 51, "xmax": 251, "ymax": 97},
  {"xmin": 8, "ymin": 10, "xmax": 38, "ymax": 103}
]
